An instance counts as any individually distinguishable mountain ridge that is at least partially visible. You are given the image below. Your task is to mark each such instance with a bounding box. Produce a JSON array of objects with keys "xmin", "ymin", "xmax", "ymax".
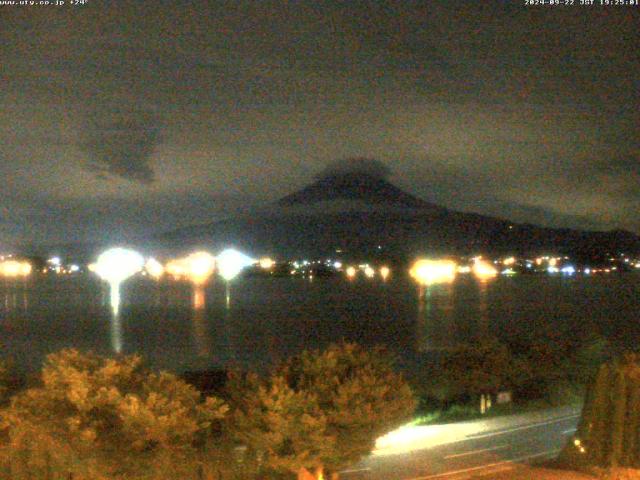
[{"xmin": 153, "ymin": 171, "xmax": 640, "ymax": 260}]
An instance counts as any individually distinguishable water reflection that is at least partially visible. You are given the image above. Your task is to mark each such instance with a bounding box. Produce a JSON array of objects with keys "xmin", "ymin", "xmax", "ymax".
[
  {"xmin": 110, "ymin": 306, "xmax": 123, "ymax": 354},
  {"xmin": 415, "ymin": 282, "xmax": 455, "ymax": 352},
  {"xmin": 110, "ymin": 284, "xmax": 121, "ymax": 316},
  {"xmin": 107, "ymin": 283, "xmax": 123, "ymax": 354},
  {"xmin": 2, "ymin": 272, "xmax": 638, "ymax": 377},
  {"xmin": 192, "ymin": 286, "xmax": 211, "ymax": 358},
  {"xmin": 1, "ymin": 281, "xmax": 29, "ymax": 313},
  {"xmin": 3, "ymin": 292, "xmax": 17, "ymax": 311},
  {"xmin": 476, "ymin": 278, "xmax": 490, "ymax": 338}
]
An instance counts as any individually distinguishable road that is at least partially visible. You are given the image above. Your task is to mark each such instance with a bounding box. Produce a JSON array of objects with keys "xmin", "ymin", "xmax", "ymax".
[{"xmin": 340, "ymin": 405, "xmax": 582, "ymax": 480}]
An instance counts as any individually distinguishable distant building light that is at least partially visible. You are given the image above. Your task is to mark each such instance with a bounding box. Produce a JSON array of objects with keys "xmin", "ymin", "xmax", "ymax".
[
  {"xmin": 145, "ymin": 258, "xmax": 165, "ymax": 280},
  {"xmin": 472, "ymin": 259, "xmax": 498, "ymax": 279},
  {"xmin": 410, "ymin": 259, "xmax": 457, "ymax": 286},
  {"xmin": 259, "ymin": 257, "xmax": 275, "ymax": 270},
  {"xmin": 217, "ymin": 249, "xmax": 254, "ymax": 281},
  {"xmin": 380, "ymin": 266, "xmax": 390, "ymax": 280}
]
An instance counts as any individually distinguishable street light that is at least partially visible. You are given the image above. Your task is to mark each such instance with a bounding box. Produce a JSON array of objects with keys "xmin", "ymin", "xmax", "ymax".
[
  {"xmin": 145, "ymin": 258, "xmax": 165, "ymax": 280},
  {"xmin": 409, "ymin": 259, "xmax": 457, "ymax": 287},
  {"xmin": 472, "ymin": 258, "xmax": 498, "ymax": 279},
  {"xmin": 380, "ymin": 266, "xmax": 391, "ymax": 281},
  {"xmin": 0, "ymin": 260, "xmax": 32, "ymax": 278},
  {"xmin": 93, "ymin": 248, "xmax": 144, "ymax": 313},
  {"xmin": 92, "ymin": 248, "xmax": 144, "ymax": 354},
  {"xmin": 166, "ymin": 251, "xmax": 216, "ymax": 285},
  {"xmin": 217, "ymin": 248, "xmax": 255, "ymax": 307}
]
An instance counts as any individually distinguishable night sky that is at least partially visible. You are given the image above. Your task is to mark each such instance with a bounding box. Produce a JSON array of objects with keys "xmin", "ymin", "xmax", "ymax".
[{"xmin": 1, "ymin": 1, "xmax": 638, "ymax": 246}]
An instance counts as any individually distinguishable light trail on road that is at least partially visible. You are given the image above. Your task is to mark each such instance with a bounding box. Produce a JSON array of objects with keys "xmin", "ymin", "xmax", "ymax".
[{"xmin": 341, "ymin": 406, "xmax": 581, "ymax": 480}]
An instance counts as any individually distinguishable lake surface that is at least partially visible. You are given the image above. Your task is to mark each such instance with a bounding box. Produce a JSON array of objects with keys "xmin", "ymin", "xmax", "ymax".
[{"xmin": 1, "ymin": 273, "xmax": 639, "ymax": 374}]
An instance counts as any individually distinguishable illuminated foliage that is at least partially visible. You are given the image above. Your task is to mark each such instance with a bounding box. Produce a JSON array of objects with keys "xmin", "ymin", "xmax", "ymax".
[
  {"xmin": 228, "ymin": 372, "xmax": 333, "ymax": 476},
  {"xmin": 229, "ymin": 343, "xmax": 416, "ymax": 478},
  {"xmin": 562, "ymin": 354, "xmax": 640, "ymax": 471},
  {"xmin": 0, "ymin": 361, "xmax": 10, "ymax": 405},
  {"xmin": 442, "ymin": 338, "xmax": 528, "ymax": 399},
  {"xmin": 0, "ymin": 349, "xmax": 228, "ymax": 479}
]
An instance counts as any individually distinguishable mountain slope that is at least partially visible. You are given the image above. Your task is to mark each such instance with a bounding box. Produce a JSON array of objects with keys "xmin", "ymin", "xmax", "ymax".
[
  {"xmin": 278, "ymin": 172, "xmax": 434, "ymax": 209},
  {"xmin": 155, "ymin": 172, "xmax": 640, "ymax": 259}
]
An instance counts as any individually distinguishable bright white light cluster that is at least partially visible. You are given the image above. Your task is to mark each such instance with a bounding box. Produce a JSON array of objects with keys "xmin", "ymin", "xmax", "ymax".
[
  {"xmin": 93, "ymin": 248, "xmax": 144, "ymax": 285},
  {"xmin": 166, "ymin": 251, "xmax": 216, "ymax": 285},
  {"xmin": 0, "ymin": 260, "xmax": 32, "ymax": 278},
  {"xmin": 472, "ymin": 259, "xmax": 498, "ymax": 279},
  {"xmin": 145, "ymin": 258, "xmax": 165, "ymax": 279},
  {"xmin": 410, "ymin": 259, "xmax": 457, "ymax": 286},
  {"xmin": 217, "ymin": 248, "xmax": 255, "ymax": 281}
]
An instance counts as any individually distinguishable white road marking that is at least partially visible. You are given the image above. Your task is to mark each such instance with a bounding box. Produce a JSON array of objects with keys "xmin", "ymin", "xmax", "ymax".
[
  {"xmin": 444, "ymin": 445, "xmax": 508, "ymax": 459},
  {"xmin": 466, "ymin": 414, "xmax": 579, "ymax": 440},
  {"xmin": 411, "ymin": 460, "xmax": 512, "ymax": 479},
  {"xmin": 466, "ymin": 464, "xmax": 515, "ymax": 478},
  {"xmin": 408, "ymin": 448, "xmax": 561, "ymax": 479},
  {"xmin": 339, "ymin": 467, "xmax": 372, "ymax": 475},
  {"xmin": 562, "ymin": 428, "xmax": 577, "ymax": 435}
]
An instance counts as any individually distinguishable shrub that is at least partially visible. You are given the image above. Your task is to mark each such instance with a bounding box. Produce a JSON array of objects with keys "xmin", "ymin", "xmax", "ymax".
[
  {"xmin": 0, "ymin": 349, "xmax": 228, "ymax": 479},
  {"xmin": 561, "ymin": 354, "xmax": 640, "ymax": 471},
  {"xmin": 229, "ymin": 342, "xmax": 416, "ymax": 479}
]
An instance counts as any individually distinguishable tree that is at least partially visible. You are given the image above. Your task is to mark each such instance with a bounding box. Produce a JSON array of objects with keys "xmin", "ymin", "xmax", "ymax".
[
  {"xmin": 443, "ymin": 338, "xmax": 521, "ymax": 398},
  {"xmin": 560, "ymin": 354, "xmax": 640, "ymax": 475},
  {"xmin": 228, "ymin": 372, "xmax": 334, "ymax": 478},
  {"xmin": 0, "ymin": 349, "xmax": 228, "ymax": 479},
  {"xmin": 229, "ymin": 343, "xmax": 416, "ymax": 479},
  {"xmin": 0, "ymin": 360, "xmax": 10, "ymax": 406}
]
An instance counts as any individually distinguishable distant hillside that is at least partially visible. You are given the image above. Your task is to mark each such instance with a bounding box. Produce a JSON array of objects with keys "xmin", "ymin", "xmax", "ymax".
[
  {"xmin": 278, "ymin": 172, "xmax": 434, "ymax": 209},
  {"xmin": 155, "ymin": 171, "xmax": 640, "ymax": 260}
]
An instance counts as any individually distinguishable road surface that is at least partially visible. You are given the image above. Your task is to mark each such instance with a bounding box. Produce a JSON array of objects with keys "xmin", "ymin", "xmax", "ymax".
[{"xmin": 340, "ymin": 405, "xmax": 582, "ymax": 480}]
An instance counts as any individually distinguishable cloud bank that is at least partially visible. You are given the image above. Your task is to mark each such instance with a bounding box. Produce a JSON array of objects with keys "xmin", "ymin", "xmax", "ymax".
[{"xmin": 81, "ymin": 103, "xmax": 161, "ymax": 184}]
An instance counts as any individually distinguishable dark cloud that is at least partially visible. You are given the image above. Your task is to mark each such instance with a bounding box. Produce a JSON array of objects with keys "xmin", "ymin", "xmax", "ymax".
[
  {"xmin": 0, "ymin": 2, "xmax": 637, "ymax": 242},
  {"xmin": 316, "ymin": 158, "xmax": 392, "ymax": 180},
  {"xmin": 81, "ymin": 102, "xmax": 161, "ymax": 184}
]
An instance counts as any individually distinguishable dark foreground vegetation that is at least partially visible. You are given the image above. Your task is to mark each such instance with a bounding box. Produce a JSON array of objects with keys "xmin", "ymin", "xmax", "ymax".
[
  {"xmin": 558, "ymin": 354, "xmax": 640, "ymax": 479},
  {"xmin": 409, "ymin": 333, "xmax": 611, "ymax": 424},
  {"xmin": 0, "ymin": 343, "xmax": 415, "ymax": 480},
  {"xmin": 0, "ymin": 334, "xmax": 634, "ymax": 480}
]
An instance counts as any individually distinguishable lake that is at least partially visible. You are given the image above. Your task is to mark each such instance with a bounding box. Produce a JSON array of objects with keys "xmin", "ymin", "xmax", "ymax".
[{"xmin": 1, "ymin": 273, "xmax": 638, "ymax": 375}]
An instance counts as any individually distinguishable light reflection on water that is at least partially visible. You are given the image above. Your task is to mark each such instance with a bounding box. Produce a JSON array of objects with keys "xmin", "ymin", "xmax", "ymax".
[
  {"xmin": 0, "ymin": 273, "xmax": 639, "ymax": 374},
  {"xmin": 192, "ymin": 286, "xmax": 211, "ymax": 359}
]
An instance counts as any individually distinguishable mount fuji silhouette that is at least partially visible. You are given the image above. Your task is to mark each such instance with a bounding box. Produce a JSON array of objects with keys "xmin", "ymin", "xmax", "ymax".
[
  {"xmin": 278, "ymin": 171, "xmax": 432, "ymax": 209},
  {"xmin": 156, "ymin": 161, "xmax": 640, "ymax": 260}
]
